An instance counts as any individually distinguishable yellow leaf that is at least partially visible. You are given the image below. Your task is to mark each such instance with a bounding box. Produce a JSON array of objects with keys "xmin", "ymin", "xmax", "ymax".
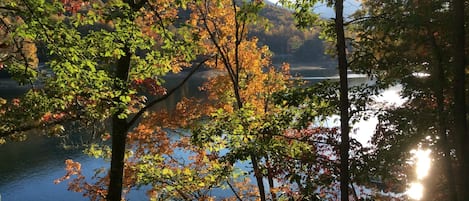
[
  {"xmin": 183, "ymin": 168, "xmax": 191, "ymax": 175},
  {"xmin": 162, "ymin": 168, "xmax": 173, "ymax": 177}
]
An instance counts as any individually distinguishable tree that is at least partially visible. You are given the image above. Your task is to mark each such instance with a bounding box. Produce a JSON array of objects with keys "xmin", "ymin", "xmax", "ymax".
[
  {"xmin": 0, "ymin": 1, "xmax": 199, "ymax": 201},
  {"xmin": 3, "ymin": 1, "xmax": 328, "ymax": 200},
  {"xmin": 350, "ymin": 0, "xmax": 468, "ymax": 200},
  {"xmin": 334, "ymin": 1, "xmax": 351, "ymax": 200},
  {"xmin": 279, "ymin": 0, "xmax": 351, "ymax": 200},
  {"xmin": 189, "ymin": 1, "xmax": 279, "ymax": 200},
  {"xmin": 0, "ymin": 11, "xmax": 38, "ymax": 84},
  {"xmin": 55, "ymin": 94, "xmax": 250, "ymax": 200},
  {"xmin": 451, "ymin": 1, "xmax": 468, "ymax": 200},
  {"xmin": 59, "ymin": 1, "xmax": 338, "ymax": 200}
]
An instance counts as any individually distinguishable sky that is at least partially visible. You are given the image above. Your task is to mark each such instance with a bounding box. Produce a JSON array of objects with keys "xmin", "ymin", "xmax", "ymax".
[{"xmin": 266, "ymin": 0, "xmax": 361, "ymax": 18}]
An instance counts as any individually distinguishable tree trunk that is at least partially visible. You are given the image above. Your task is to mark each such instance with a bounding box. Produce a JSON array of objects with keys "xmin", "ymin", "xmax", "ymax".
[
  {"xmin": 232, "ymin": 78, "xmax": 266, "ymax": 201},
  {"xmin": 334, "ymin": 0, "xmax": 350, "ymax": 201},
  {"xmin": 107, "ymin": 47, "xmax": 131, "ymax": 201},
  {"xmin": 251, "ymin": 154, "xmax": 267, "ymax": 201},
  {"xmin": 431, "ymin": 34, "xmax": 458, "ymax": 201},
  {"xmin": 452, "ymin": 1, "xmax": 468, "ymax": 200},
  {"xmin": 231, "ymin": 58, "xmax": 266, "ymax": 201},
  {"xmin": 266, "ymin": 155, "xmax": 277, "ymax": 201}
]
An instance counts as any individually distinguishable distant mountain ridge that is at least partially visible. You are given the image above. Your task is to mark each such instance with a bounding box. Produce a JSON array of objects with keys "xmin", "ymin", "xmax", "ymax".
[{"xmin": 264, "ymin": 0, "xmax": 360, "ymax": 18}]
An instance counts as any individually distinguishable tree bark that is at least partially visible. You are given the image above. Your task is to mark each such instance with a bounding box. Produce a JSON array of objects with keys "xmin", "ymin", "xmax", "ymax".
[
  {"xmin": 266, "ymin": 155, "xmax": 277, "ymax": 201},
  {"xmin": 230, "ymin": 63, "xmax": 266, "ymax": 201},
  {"xmin": 335, "ymin": 0, "xmax": 350, "ymax": 201},
  {"xmin": 251, "ymin": 154, "xmax": 267, "ymax": 201},
  {"xmin": 452, "ymin": 1, "xmax": 468, "ymax": 201},
  {"xmin": 232, "ymin": 78, "xmax": 266, "ymax": 201},
  {"xmin": 431, "ymin": 33, "xmax": 458, "ymax": 201},
  {"xmin": 107, "ymin": 47, "xmax": 131, "ymax": 201}
]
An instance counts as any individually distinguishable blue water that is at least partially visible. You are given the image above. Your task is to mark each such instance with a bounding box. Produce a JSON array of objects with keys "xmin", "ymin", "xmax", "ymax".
[
  {"xmin": 0, "ymin": 134, "xmax": 252, "ymax": 201},
  {"xmin": 0, "ymin": 135, "xmax": 116, "ymax": 201},
  {"xmin": 0, "ymin": 66, "xmax": 373, "ymax": 201}
]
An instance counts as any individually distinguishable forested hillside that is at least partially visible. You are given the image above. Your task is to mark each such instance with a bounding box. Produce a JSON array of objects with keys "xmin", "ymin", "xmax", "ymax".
[{"xmin": 252, "ymin": 2, "xmax": 333, "ymax": 64}]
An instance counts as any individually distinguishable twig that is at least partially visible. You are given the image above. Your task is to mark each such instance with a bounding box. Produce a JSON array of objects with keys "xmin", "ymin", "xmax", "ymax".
[{"xmin": 226, "ymin": 180, "xmax": 243, "ymax": 201}]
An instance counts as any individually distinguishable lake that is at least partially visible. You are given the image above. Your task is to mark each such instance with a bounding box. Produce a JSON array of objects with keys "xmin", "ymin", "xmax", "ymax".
[{"xmin": 0, "ymin": 65, "xmax": 391, "ymax": 200}]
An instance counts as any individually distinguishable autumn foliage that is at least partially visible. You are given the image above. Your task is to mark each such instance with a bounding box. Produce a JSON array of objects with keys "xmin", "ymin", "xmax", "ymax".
[
  {"xmin": 49, "ymin": 0, "xmax": 368, "ymax": 200},
  {"xmin": 1, "ymin": 0, "xmax": 409, "ymax": 200}
]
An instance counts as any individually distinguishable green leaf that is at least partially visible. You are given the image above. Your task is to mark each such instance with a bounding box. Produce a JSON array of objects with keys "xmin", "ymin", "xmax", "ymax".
[
  {"xmin": 117, "ymin": 113, "xmax": 127, "ymax": 119},
  {"xmin": 119, "ymin": 95, "xmax": 131, "ymax": 103}
]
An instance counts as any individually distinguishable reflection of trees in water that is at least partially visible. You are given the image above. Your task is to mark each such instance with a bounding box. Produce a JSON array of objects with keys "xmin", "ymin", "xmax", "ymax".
[
  {"xmin": 56, "ymin": 120, "xmax": 109, "ymax": 149},
  {"xmin": 156, "ymin": 75, "xmax": 207, "ymax": 111}
]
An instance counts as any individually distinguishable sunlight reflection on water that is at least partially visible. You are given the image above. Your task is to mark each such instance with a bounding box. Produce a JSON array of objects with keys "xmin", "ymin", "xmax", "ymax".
[
  {"xmin": 407, "ymin": 182, "xmax": 424, "ymax": 200},
  {"xmin": 406, "ymin": 149, "xmax": 431, "ymax": 200}
]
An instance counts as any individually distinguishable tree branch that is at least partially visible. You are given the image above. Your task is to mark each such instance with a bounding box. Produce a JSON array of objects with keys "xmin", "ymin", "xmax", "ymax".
[
  {"xmin": 0, "ymin": 6, "xmax": 21, "ymax": 12},
  {"xmin": 226, "ymin": 180, "xmax": 243, "ymax": 201},
  {"xmin": 126, "ymin": 57, "xmax": 211, "ymax": 128},
  {"xmin": 0, "ymin": 116, "xmax": 82, "ymax": 138},
  {"xmin": 197, "ymin": 3, "xmax": 237, "ymax": 87},
  {"xmin": 344, "ymin": 14, "xmax": 389, "ymax": 26}
]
